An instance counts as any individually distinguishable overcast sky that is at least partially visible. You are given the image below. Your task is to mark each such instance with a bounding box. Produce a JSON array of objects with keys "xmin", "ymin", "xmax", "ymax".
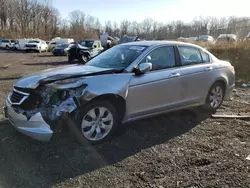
[{"xmin": 53, "ymin": 0, "xmax": 250, "ymax": 24}]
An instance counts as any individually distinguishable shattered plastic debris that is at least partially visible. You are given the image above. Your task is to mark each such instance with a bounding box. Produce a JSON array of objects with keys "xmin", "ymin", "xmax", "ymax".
[
  {"xmin": 242, "ymin": 83, "xmax": 248, "ymax": 87},
  {"xmin": 242, "ymin": 83, "xmax": 250, "ymax": 87},
  {"xmin": 54, "ymin": 97, "xmax": 77, "ymax": 116},
  {"xmin": 246, "ymin": 155, "xmax": 250, "ymax": 160}
]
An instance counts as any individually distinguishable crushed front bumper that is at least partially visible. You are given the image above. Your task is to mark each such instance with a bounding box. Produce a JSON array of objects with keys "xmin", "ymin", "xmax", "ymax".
[{"xmin": 4, "ymin": 99, "xmax": 53, "ymax": 141}]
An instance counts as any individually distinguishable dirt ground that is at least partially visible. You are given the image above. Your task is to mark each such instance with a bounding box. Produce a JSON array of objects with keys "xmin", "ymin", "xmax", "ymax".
[{"xmin": 0, "ymin": 51, "xmax": 250, "ymax": 188}]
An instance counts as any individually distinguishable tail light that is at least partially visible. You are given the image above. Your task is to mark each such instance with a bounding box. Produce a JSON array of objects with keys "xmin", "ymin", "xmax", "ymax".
[{"xmin": 229, "ymin": 65, "xmax": 235, "ymax": 74}]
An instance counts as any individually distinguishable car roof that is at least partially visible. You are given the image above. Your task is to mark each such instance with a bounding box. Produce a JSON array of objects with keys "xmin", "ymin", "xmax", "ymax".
[{"xmin": 120, "ymin": 40, "xmax": 203, "ymax": 49}]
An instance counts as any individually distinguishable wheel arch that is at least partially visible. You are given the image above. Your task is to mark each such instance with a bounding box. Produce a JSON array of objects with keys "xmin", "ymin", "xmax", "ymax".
[
  {"xmin": 83, "ymin": 93, "xmax": 126, "ymax": 121},
  {"xmin": 210, "ymin": 77, "xmax": 227, "ymax": 91}
]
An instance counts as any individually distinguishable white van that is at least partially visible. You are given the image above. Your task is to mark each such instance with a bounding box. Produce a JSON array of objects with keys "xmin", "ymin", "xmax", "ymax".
[
  {"xmin": 15, "ymin": 39, "xmax": 34, "ymax": 50},
  {"xmin": 48, "ymin": 38, "xmax": 74, "ymax": 51}
]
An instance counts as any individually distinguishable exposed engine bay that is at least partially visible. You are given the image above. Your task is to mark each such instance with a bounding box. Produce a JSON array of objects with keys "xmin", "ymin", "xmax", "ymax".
[{"xmin": 9, "ymin": 80, "xmax": 87, "ymax": 125}]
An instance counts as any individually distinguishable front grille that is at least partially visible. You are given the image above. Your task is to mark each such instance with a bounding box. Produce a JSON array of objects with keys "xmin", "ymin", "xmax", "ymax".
[
  {"xmin": 9, "ymin": 89, "xmax": 29, "ymax": 105},
  {"xmin": 25, "ymin": 44, "xmax": 36, "ymax": 48}
]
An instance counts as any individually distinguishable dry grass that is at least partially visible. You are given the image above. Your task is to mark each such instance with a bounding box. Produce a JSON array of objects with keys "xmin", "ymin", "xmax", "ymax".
[
  {"xmin": 182, "ymin": 41, "xmax": 250, "ymax": 82},
  {"xmin": 208, "ymin": 42, "xmax": 250, "ymax": 82}
]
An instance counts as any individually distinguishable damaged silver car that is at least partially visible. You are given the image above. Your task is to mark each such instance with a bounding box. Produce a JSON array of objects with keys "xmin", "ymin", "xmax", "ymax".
[{"xmin": 4, "ymin": 41, "xmax": 235, "ymax": 144}]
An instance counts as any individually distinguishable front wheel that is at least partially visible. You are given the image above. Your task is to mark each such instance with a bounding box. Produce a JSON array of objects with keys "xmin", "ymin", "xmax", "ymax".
[
  {"xmin": 203, "ymin": 83, "xmax": 225, "ymax": 111},
  {"xmin": 77, "ymin": 100, "xmax": 119, "ymax": 144}
]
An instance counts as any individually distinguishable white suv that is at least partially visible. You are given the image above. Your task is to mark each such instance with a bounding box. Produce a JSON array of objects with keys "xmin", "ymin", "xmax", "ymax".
[
  {"xmin": 0, "ymin": 39, "xmax": 11, "ymax": 49},
  {"xmin": 25, "ymin": 40, "xmax": 48, "ymax": 53}
]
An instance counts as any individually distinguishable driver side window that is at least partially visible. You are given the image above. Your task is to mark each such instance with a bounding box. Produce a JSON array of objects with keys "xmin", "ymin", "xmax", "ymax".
[{"xmin": 141, "ymin": 46, "xmax": 176, "ymax": 71}]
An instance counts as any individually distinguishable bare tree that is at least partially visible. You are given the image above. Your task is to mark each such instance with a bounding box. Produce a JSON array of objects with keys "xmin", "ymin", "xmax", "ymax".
[
  {"xmin": 1, "ymin": 1, "xmax": 250, "ymax": 41},
  {"xmin": 120, "ymin": 20, "xmax": 130, "ymax": 36}
]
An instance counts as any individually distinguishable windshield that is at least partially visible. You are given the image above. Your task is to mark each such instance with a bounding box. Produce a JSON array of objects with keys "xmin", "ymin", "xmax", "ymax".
[
  {"xmin": 28, "ymin": 40, "xmax": 40, "ymax": 43},
  {"xmin": 56, "ymin": 44, "xmax": 68, "ymax": 48},
  {"xmin": 198, "ymin": 35, "xmax": 209, "ymax": 40},
  {"xmin": 86, "ymin": 45, "xmax": 147, "ymax": 69},
  {"xmin": 79, "ymin": 40, "xmax": 94, "ymax": 48}
]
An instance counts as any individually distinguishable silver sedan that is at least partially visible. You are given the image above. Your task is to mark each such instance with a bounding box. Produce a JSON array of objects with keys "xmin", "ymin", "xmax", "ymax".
[{"xmin": 5, "ymin": 41, "xmax": 235, "ymax": 144}]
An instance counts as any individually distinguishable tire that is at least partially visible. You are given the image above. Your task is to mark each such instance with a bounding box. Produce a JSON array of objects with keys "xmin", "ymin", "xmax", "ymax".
[
  {"xmin": 79, "ymin": 54, "xmax": 87, "ymax": 63},
  {"xmin": 76, "ymin": 100, "xmax": 120, "ymax": 144},
  {"xmin": 203, "ymin": 82, "xmax": 225, "ymax": 112}
]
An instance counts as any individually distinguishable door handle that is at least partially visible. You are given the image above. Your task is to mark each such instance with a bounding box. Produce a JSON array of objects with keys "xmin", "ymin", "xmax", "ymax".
[
  {"xmin": 205, "ymin": 67, "xmax": 213, "ymax": 71},
  {"xmin": 169, "ymin": 72, "xmax": 180, "ymax": 78}
]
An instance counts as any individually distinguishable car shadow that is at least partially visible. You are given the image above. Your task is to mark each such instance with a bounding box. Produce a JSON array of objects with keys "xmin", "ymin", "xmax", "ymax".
[
  {"xmin": 0, "ymin": 76, "xmax": 22, "ymax": 81},
  {"xmin": 0, "ymin": 49, "xmax": 25, "ymax": 54},
  {"xmin": 0, "ymin": 109, "xmax": 210, "ymax": 187},
  {"xmin": 23, "ymin": 61, "xmax": 70, "ymax": 66},
  {"xmin": 37, "ymin": 54, "xmax": 58, "ymax": 57}
]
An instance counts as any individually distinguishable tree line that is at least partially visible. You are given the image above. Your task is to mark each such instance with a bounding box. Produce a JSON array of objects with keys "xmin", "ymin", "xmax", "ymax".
[{"xmin": 1, "ymin": 0, "xmax": 250, "ymax": 40}]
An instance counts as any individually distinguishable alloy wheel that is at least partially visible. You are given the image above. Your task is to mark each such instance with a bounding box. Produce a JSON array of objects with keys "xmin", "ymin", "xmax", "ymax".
[
  {"xmin": 81, "ymin": 107, "xmax": 114, "ymax": 141},
  {"xmin": 209, "ymin": 86, "xmax": 223, "ymax": 108}
]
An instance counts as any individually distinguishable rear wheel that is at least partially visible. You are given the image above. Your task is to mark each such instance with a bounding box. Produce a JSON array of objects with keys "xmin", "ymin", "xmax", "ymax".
[
  {"xmin": 77, "ymin": 100, "xmax": 119, "ymax": 144},
  {"xmin": 204, "ymin": 83, "xmax": 225, "ymax": 111}
]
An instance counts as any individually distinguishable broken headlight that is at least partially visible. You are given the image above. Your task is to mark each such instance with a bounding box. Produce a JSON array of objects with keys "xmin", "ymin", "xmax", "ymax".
[{"xmin": 49, "ymin": 77, "xmax": 85, "ymax": 89}]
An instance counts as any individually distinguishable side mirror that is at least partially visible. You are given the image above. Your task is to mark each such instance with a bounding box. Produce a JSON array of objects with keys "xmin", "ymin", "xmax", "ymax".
[{"xmin": 135, "ymin": 63, "xmax": 152, "ymax": 75}]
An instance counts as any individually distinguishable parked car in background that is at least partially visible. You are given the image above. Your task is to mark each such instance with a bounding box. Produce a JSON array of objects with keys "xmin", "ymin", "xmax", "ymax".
[
  {"xmin": 48, "ymin": 38, "xmax": 74, "ymax": 51},
  {"xmin": 118, "ymin": 35, "xmax": 141, "ymax": 44},
  {"xmin": 52, "ymin": 43, "xmax": 69, "ymax": 56},
  {"xmin": 216, "ymin": 34, "xmax": 237, "ymax": 44},
  {"xmin": 113, "ymin": 36, "xmax": 120, "ymax": 41},
  {"xmin": 197, "ymin": 35, "xmax": 215, "ymax": 43},
  {"xmin": 10, "ymin": 40, "xmax": 17, "ymax": 48},
  {"xmin": 4, "ymin": 41, "xmax": 235, "ymax": 144},
  {"xmin": 177, "ymin": 37, "xmax": 186, "ymax": 41},
  {"xmin": 186, "ymin": 37, "xmax": 198, "ymax": 41},
  {"xmin": 25, "ymin": 40, "xmax": 48, "ymax": 53},
  {"xmin": 108, "ymin": 36, "xmax": 119, "ymax": 46},
  {"xmin": 67, "ymin": 43, "xmax": 95, "ymax": 63},
  {"xmin": 78, "ymin": 39, "xmax": 104, "ymax": 55},
  {"xmin": 15, "ymin": 39, "xmax": 30, "ymax": 50},
  {"xmin": 0, "ymin": 39, "xmax": 12, "ymax": 49}
]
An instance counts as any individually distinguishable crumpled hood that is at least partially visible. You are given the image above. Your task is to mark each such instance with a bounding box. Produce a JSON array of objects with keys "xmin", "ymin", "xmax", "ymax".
[{"xmin": 14, "ymin": 65, "xmax": 115, "ymax": 89}]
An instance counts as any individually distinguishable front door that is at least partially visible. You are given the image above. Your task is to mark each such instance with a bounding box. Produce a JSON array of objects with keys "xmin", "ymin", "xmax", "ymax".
[{"xmin": 126, "ymin": 46, "xmax": 184, "ymax": 119}]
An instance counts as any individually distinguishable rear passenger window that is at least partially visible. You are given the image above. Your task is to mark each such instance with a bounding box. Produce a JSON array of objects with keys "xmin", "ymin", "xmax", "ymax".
[
  {"xmin": 178, "ymin": 46, "xmax": 202, "ymax": 65},
  {"xmin": 200, "ymin": 50, "xmax": 210, "ymax": 63}
]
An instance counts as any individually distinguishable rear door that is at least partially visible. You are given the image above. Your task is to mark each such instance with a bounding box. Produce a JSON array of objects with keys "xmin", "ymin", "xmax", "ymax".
[{"xmin": 177, "ymin": 45, "xmax": 215, "ymax": 105}]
